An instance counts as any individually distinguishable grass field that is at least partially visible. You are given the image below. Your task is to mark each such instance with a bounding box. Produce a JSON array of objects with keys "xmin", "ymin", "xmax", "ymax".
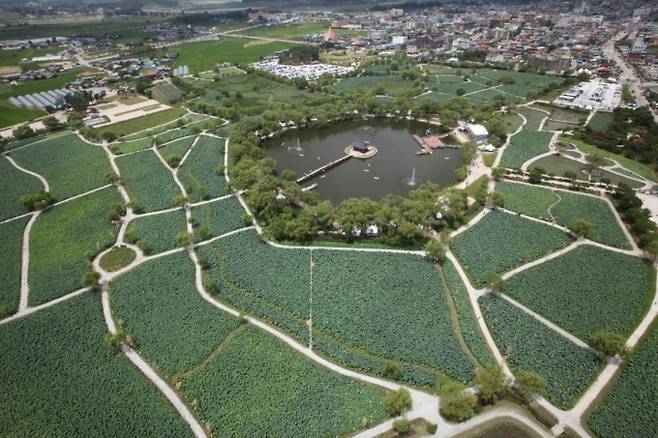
[
  {"xmin": 0, "ymin": 292, "xmax": 192, "ymax": 436},
  {"xmin": 125, "ymin": 209, "xmax": 187, "ymax": 255},
  {"xmin": 243, "ymin": 22, "xmax": 329, "ymax": 39},
  {"xmin": 451, "ymin": 211, "xmax": 572, "ymax": 288},
  {"xmin": 0, "ymin": 47, "xmax": 61, "ymax": 67},
  {"xmin": 173, "ymin": 38, "xmax": 296, "ymax": 73},
  {"xmin": 98, "ymin": 247, "xmax": 135, "ymax": 272},
  {"xmin": 480, "ymin": 294, "xmax": 601, "ymax": 409},
  {"xmin": 115, "ymin": 150, "xmax": 181, "ymax": 212},
  {"xmin": 496, "ymin": 180, "xmax": 560, "ymax": 221},
  {"xmin": 587, "ymin": 320, "xmax": 658, "ymax": 438},
  {"xmin": 329, "ymin": 75, "xmax": 420, "ymax": 98},
  {"xmin": 29, "ymin": 187, "xmax": 120, "ymax": 305},
  {"xmin": 0, "ymin": 155, "xmax": 43, "ymax": 221},
  {"xmin": 0, "ymin": 218, "xmax": 28, "ymax": 316},
  {"xmin": 528, "ymin": 155, "xmax": 644, "ymax": 188},
  {"xmin": 504, "ymin": 245, "xmax": 654, "ymax": 341},
  {"xmin": 0, "ymin": 100, "xmax": 45, "ymax": 128},
  {"xmin": 0, "ymin": 70, "xmax": 80, "ymax": 100},
  {"xmin": 95, "ymin": 107, "xmax": 186, "ymax": 139},
  {"xmin": 587, "ymin": 111, "xmax": 614, "ymax": 132},
  {"xmin": 159, "ymin": 135, "xmax": 196, "ymax": 163},
  {"xmin": 9, "ymin": 133, "xmax": 111, "ymax": 200},
  {"xmin": 516, "ymin": 107, "xmax": 547, "ymax": 131},
  {"xmin": 179, "ymin": 134, "xmax": 226, "ymax": 202}
]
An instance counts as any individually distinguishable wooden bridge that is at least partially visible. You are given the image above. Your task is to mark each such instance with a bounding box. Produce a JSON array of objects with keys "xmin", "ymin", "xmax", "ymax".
[{"xmin": 296, "ymin": 154, "xmax": 352, "ymax": 184}]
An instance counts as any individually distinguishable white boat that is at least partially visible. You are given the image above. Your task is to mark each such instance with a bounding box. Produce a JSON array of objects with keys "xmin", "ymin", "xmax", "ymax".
[{"xmin": 302, "ymin": 183, "xmax": 319, "ymax": 192}]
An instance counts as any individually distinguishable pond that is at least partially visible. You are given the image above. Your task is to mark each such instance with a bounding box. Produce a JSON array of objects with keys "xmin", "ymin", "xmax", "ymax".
[{"xmin": 263, "ymin": 119, "xmax": 464, "ymax": 204}]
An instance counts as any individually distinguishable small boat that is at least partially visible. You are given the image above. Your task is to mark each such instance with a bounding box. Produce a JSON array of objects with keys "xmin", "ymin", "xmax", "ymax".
[
  {"xmin": 302, "ymin": 183, "xmax": 319, "ymax": 192},
  {"xmin": 373, "ymin": 176, "xmax": 380, "ymax": 180},
  {"xmin": 363, "ymin": 169, "xmax": 370, "ymax": 172},
  {"xmin": 298, "ymin": 154, "xmax": 305, "ymax": 157},
  {"xmin": 444, "ymin": 157, "xmax": 450, "ymax": 160},
  {"xmin": 320, "ymin": 174, "xmax": 327, "ymax": 179}
]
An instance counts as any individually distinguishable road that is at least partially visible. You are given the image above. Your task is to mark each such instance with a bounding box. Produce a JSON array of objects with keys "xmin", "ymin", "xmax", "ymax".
[{"xmin": 604, "ymin": 33, "xmax": 658, "ymax": 123}]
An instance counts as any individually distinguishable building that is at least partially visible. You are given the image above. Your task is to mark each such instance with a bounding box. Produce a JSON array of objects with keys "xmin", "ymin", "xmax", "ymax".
[{"xmin": 467, "ymin": 124, "xmax": 489, "ymax": 144}]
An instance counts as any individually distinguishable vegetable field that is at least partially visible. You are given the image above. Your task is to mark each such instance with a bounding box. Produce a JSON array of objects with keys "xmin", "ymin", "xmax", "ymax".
[
  {"xmin": 110, "ymin": 252, "xmax": 239, "ymax": 376},
  {"xmin": 0, "ymin": 292, "xmax": 192, "ymax": 436},
  {"xmin": 179, "ymin": 134, "xmax": 226, "ymax": 202},
  {"xmin": 191, "ymin": 196, "xmax": 245, "ymax": 239},
  {"xmin": 111, "ymin": 137, "xmax": 152, "ymax": 155},
  {"xmin": 312, "ymin": 250, "xmax": 476, "ymax": 381},
  {"xmin": 500, "ymin": 130, "xmax": 553, "ymax": 169},
  {"xmin": 9, "ymin": 133, "xmax": 111, "ymax": 200},
  {"xmin": 125, "ymin": 209, "xmax": 187, "ymax": 255},
  {"xmin": 116, "ymin": 150, "xmax": 180, "ymax": 212},
  {"xmin": 180, "ymin": 325, "xmax": 388, "ymax": 437},
  {"xmin": 587, "ymin": 321, "xmax": 658, "ymax": 438},
  {"xmin": 516, "ymin": 107, "xmax": 547, "ymax": 132},
  {"xmin": 479, "ymin": 295, "xmax": 601, "ymax": 409},
  {"xmin": 29, "ymin": 187, "xmax": 120, "ymax": 305},
  {"xmin": 504, "ymin": 245, "xmax": 653, "ymax": 341},
  {"xmin": 0, "ymin": 218, "xmax": 28, "ymax": 316},
  {"xmin": 0, "ymin": 156, "xmax": 43, "ymax": 221},
  {"xmin": 451, "ymin": 211, "xmax": 571, "ymax": 288},
  {"xmin": 159, "ymin": 136, "xmax": 196, "ymax": 164}
]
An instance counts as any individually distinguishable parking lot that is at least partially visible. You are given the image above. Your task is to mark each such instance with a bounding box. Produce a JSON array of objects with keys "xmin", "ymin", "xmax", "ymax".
[{"xmin": 553, "ymin": 79, "xmax": 622, "ymax": 111}]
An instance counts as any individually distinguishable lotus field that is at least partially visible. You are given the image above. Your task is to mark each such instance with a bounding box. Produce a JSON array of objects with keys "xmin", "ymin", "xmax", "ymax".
[
  {"xmin": 116, "ymin": 150, "xmax": 180, "ymax": 212},
  {"xmin": 191, "ymin": 196, "xmax": 246, "ymax": 238},
  {"xmin": 179, "ymin": 134, "xmax": 226, "ymax": 202},
  {"xmin": 0, "ymin": 156, "xmax": 43, "ymax": 221},
  {"xmin": 500, "ymin": 130, "xmax": 553, "ymax": 169},
  {"xmin": 0, "ymin": 293, "xmax": 192, "ymax": 436},
  {"xmin": 8, "ymin": 133, "xmax": 111, "ymax": 200},
  {"xmin": 126, "ymin": 209, "xmax": 187, "ymax": 254},
  {"xmin": 587, "ymin": 322, "xmax": 658, "ymax": 438},
  {"xmin": 0, "ymin": 218, "xmax": 28, "ymax": 316},
  {"xmin": 479, "ymin": 295, "xmax": 601, "ymax": 409},
  {"xmin": 451, "ymin": 210, "xmax": 572, "ymax": 288},
  {"xmin": 504, "ymin": 245, "xmax": 653, "ymax": 341},
  {"xmin": 496, "ymin": 180, "xmax": 559, "ymax": 221}
]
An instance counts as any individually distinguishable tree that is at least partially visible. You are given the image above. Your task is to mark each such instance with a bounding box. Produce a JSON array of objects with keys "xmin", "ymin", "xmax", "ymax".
[
  {"xmin": 19, "ymin": 191, "xmax": 53, "ymax": 211},
  {"xmin": 383, "ymin": 389, "xmax": 412, "ymax": 417},
  {"xmin": 67, "ymin": 111, "xmax": 84, "ymax": 128},
  {"xmin": 487, "ymin": 273, "xmax": 506, "ymax": 295},
  {"xmin": 515, "ymin": 370, "xmax": 546, "ymax": 403},
  {"xmin": 439, "ymin": 382, "xmax": 478, "ymax": 422},
  {"xmin": 492, "ymin": 167, "xmax": 506, "ymax": 180},
  {"xmin": 474, "ymin": 366, "xmax": 509, "ymax": 405},
  {"xmin": 102, "ymin": 131, "xmax": 117, "ymax": 142},
  {"xmin": 105, "ymin": 329, "xmax": 126, "ymax": 353},
  {"xmin": 528, "ymin": 167, "xmax": 543, "ymax": 184},
  {"xmin": 176, "ymin": 231, "xmax": 194, "ymax": 247},
  {"xmin": 65, "ymin": 93, "xmax": 90, "ymax": 112},
  {"xmin": 425, "ymin": 240, "xmax": 446, "ymax": 265},
  {"xmin": 43, "ymin": 116, "xmax": 61, "ymax": 131},
  {"xmin": 568, "ymin": 218, "xmax": 592, "ymax": 238},
  {"xmin": 393, "ymin": 419, "xmax": 410, "ymax": 434},
  {"xmin": 81, "ymin": 271, "xmax": 100, "ymax": 288},
  {"xmin": 13, "ymin": 124, "xmax": 34, "ymax": 139},
  {"xmin": 591, "ymin": 330, "xmax": 627, "ymax": 357},
  {"xmin": 490, "ymin": 191, "xmax": 505, "ymax": 208}
]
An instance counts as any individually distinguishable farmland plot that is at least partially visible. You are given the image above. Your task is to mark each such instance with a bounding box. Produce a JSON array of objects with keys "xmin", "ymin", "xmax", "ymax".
[
  {"xmin": 155, "ymin": 128, "xmax": 194, "ymax": 146},
  {"xmin": 180, "ymin": 326, "xmax": 388, "ymax": 437},
  {"xmin": 0, "ymin": 218, "xmax": 28, "ymax": 316},
  {"xmin": 116, "ymin": 150, "xmax": 180, "ymax": 212},
  {"xmin": 451, "ymin": 210, "xmax": 572, "ymax": 288},
  {"xmin": 198, "ymin": 229, "xmax": 311, "ymax": 343},
  {"xmin": 111, "ymin": 137, "xmax": 152, "ymax": 155},
  {"xmin": 500, "ymin": 130, "xmax": 553, "ymax": 169},
  {"xmin": 179, "ymin": 134, "xmax": 226, "ymax": 202},
  {"xmin": 0, "ymin": 156, "xmax": 43, "ymax": 221},
  {"xmin": 588, "ymin": 321, "xmax": 658, "ymax": 438},
  {"xmin": 0, "ymin": 292, "xmax": 192, "ymax": 436},
  {"xmin": 110, "ymin": 252, "xmax": 239, "ymax": 376},
  {"xmin": 29, "ymin": 187, "xmax": 120, "ymax": 305},
  {"xmin": 9, "ymin": 133, "xmax": 111, "ymax": 200},
  {"xmin": 479, "ymin": 295, "xmax": 601, "ymax": 409},
  {"xmin": 496, "ymin": 180, "xmax": 559, "ymax": 220},
  {"xmin": 191, "ymin": 196, "xmax": 246, "ymax": 239},
  {"xmin": 504, "ymin": 245, "xmax": 653, "ymax": 341},
  {"xmin": 312, "ymin": 250, "xmax": 476, "ymax": 381},
  {"xmin": 125, "ymin": 209, "xmax": 187, "ymax": 255},
  {"xmin": 159, "ymin": 135, "xmax": 196, "ymax": 164},
  {"xmin": 516, "ymin": 107, "xmax": 547, "ymax": 131},
  {"xmin": 441, "ymin": 259, "xmax": 494, "ymax": 367},
  {"xmin": 551, "ymin": 192, "xmax": 631, "ymax": 249}
]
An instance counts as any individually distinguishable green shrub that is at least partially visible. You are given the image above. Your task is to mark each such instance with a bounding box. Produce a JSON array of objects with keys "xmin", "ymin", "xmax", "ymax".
[{"xmin": 384, "ymin": 389, "xmax": 412, "ymax": 417}]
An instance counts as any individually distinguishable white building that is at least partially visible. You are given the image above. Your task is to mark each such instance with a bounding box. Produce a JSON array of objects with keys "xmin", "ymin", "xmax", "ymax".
[{"xmin": 467, "ymin": 124, "xmax": 489, "ymax": 144}]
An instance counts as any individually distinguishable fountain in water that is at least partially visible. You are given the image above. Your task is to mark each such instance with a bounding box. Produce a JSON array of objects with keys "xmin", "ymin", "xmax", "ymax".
[
  {"xmin": 287, "ymin": 137, "xmax": 305, "ymax": 156},
  {"xmin": 403, "ymin": 167, "xmax": 418, "ymax": 187}
]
